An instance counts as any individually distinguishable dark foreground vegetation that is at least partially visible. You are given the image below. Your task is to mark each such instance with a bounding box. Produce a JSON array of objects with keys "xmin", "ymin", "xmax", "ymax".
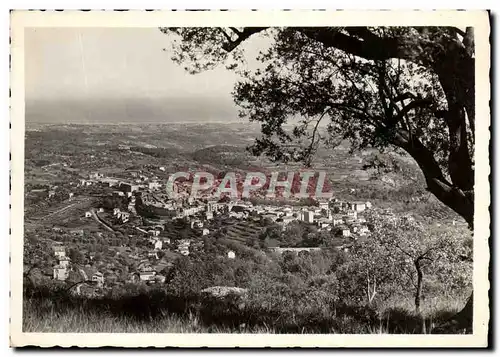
[
  {"xmin": 24, "ymin": 282, "xmax": 468, "ymax": 334},
  {"xmin": 23, "ymin": 280, "xmax": 466, "ymax": 334}
]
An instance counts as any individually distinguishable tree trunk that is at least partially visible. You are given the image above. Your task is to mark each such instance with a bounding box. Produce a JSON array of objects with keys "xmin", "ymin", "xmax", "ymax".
[{"xmin": 414, "ymin": 258, "xmax": 424, "ymax": 314}]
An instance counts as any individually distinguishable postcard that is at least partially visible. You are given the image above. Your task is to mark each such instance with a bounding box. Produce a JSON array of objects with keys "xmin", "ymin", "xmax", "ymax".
[{"xmin": 10, "ymin": 9, "xmax": 490, "ymax": 347}]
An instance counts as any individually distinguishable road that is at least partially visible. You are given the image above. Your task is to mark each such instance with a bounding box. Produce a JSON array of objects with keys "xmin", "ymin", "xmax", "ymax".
[
  {"xmin": 90, "ymin": 209, "xmax": 115, "ymax": 232},
  {"xmin": 36, "ymin": 197, "xmax": 94, "ymax": 221}
]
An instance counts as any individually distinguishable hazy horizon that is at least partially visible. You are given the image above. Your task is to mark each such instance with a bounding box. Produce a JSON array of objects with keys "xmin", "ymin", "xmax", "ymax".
[
  {"xmin": 25, "ymin": 27, "xmax": 267, "ymax": 124},
  {"xmin": 26, "ymin": 96, "xmax": 241, "ymax": 124}
]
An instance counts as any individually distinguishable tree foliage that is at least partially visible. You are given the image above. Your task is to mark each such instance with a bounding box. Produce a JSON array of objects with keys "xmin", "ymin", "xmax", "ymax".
[
  {"xmin": 338, "ymin": 217, "xmax": 472, "ymax": 310},
  {"xmin": 161, "ymin": 26, "xmax": 475, "ymax": 227}
]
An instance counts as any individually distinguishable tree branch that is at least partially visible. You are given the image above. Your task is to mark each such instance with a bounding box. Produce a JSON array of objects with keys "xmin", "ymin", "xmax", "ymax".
[
  {"xmin": 298, "ymin": 27, "xmax": 411, "ymax": 61},
  {"xmin": 221, "ymin": 27, "xmax": 268, "ymax": 52}
]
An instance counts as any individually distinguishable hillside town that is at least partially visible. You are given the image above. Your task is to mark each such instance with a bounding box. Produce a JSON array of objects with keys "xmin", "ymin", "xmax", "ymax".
[{"xmin": 25, "ymin": 164, "xmax": 412, "ymax": 298}]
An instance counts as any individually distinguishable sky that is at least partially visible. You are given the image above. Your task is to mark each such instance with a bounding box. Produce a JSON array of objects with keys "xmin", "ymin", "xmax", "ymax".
[{"xmin": 25, "ymin": 28, "xmax": 253, "ymax": 123}]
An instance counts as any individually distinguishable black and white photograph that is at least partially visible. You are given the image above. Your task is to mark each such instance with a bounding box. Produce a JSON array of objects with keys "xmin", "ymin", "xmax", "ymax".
[{"xmin": 9, "ymin": 10, "xmax": 490, "ymax": 347}]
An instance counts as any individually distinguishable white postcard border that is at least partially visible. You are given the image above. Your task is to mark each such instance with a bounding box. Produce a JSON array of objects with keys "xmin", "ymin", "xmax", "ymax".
[{"xmin": 9, "ymin": 9, "xmax": 491, "ymax": 348}]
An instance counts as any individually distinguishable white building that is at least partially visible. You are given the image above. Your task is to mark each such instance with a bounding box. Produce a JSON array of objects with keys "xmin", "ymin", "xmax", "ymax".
[
  {"xmin": 318, "ymin": 200, "xmax": 329, "ymax": 211},
  {"xmin": 346, "ymin": 210, "xmax": 358, "ymax": 219},
  {"xmin": 149, "ymin": 181, "xmax": 162, "ymax": 190},
  {"xmin": 350, "ymin": 202, "xmax": 366, "ymax": 212},
  {"xmin": 92, "ymin": 272, "xmax": 104, "ymax": 288},
  {"xmin": 154, "ymin": 240, "xmax": 163, "ymax": 250},
  {"xmin": 227, "ymin": 251, "xmax": 236, "ymax": 259},
  {"xmin": 302, "ymin": 210, "xmax": 314, "ymax": 224},
  {"xmin": 53, "ymin": 246, "xmax": 66, "ymax": 258},
  {"xmin": 341, "ymin": 228, "xmax": 351, "ymax": 237},
  {"xmin": 58, "ymin": 256, "xmax": 71, "ymax": 268},
  {"xmin": 53, "ymin": 266, "xmax": 68, "ymax": 281}
]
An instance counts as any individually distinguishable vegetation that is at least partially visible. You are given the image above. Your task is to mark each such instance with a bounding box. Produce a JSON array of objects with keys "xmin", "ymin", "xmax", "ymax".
[
  {"xmin": 162, "ymin": 26, "xmax": 476, "ymax": 328},
  {"xmin": 23, "ymin": 120, "xmax": 474, "ymax": 334},
  {"xmin": 24, "ymin": 213, "xmax": 471, "ymax": 334}
]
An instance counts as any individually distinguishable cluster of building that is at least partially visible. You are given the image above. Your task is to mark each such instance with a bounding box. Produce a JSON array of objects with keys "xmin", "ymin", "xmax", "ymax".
[
  {"xmin": 52, "ymin": 245, "xmax": 104, "ymax": 290},
  {"xmin": 44, "ymin": 167, "xmax": 382, "ymax": 293}
]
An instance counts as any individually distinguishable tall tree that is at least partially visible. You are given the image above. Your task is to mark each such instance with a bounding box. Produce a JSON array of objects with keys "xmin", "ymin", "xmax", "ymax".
[
  {"xmin": 160, "ymin": 26, "xmax": 476, "ymax": 328},
  {"xmin": 161, "ymin": 26, "xmax": 474, "ymax": 227}
]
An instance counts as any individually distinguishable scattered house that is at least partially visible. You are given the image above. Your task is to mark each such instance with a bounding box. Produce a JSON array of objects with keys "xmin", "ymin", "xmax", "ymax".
[
  {"xmin": 365, "ymin": 201, "xmax": 372, "ymax": 209},
  {"xmin": 53, "ymin": 245, "xmax": 66, "ymax": 258},
  {"xmin": 148, "ymin": 251, "xmax": 159, "ymax": 259},
  {"xmin": 149, "ymin": 230, "xmax": 161, "ymax": 237},
  {"xmin": 84, "ymin": 211, "xmax": 92, "ymax": 218},
  {"xmin": 346, "ymin": 210, "xmax": 358, "ymax": 219},
  {"xmin": 53, "ymin": 266, "xmax": 68, "ymax": 281},
  {"xmin": 58, "ymin": 256, "xmax": 71, "ymax": 268},
  {"xmin": 340, "ymin": 227, "xmax": 351, "ymax": 237},
  {"xmin": 282, "ymin": 207, "xmax": 293, "ymax": 217},
  {"xmin": 227, "ymin": 250, "xmax": 236, "ymax": 259},
  {"xmin": 331, "ymin": 215, "xmax": 344, "ymax": 227},
  {"xmin": 301, "ymin": 210, "xmax": 314, "ymax": 224},
  {"xmin": 119, "ymin": 212, "xmax": 131, "ymax": 222},
  {"xmin": 202, "ymin": 228, "xmax": 210, "ymax": 236},
  {"xmin": 68, "ymin": 192, "xmax": 74, "ymax": 199},
  {"xmin": 154, "ymin": 275, "xmax": 166, "ymax": 284},
  {"xmin": 318, "ymin": 200, "xmax": 329, "ymax": 211},
  {"xmin": 177, "ymin": 240, "xmax": 191, "ymax": 256},
  {"xmin": 48, "ymin": 190, "xmax": 56, "ymax": 199},
  {"xmin": 317, "ymin": 218, "xmax": 330, "ymax": 229},
  {"xmin": 92, "ymin": 272, "xmax": 104, "ymax": 288},
  {"xmin": 139, "ymin": 271, "xmax": 156, "ymax": 282},
  {"xmin": 89, "ymin": 172, "xmax": 103, "ymax": 180},
  {"xmin": 97, "ymin": 207, "xmax": 105, "ymax": 213},
  {"xmin": 153, "ymin": 240, "xmax": 163, "ymax": 250},
  {"xmin": 113, "ymin": 208, "xmax": 121, "ymax": 216},
  {"xmin": 159, "ymin": 166, "xmax": 166, "ymax": 172},
  {"xmin": 350, "ymin": 201, "xmax": 366, "ymax": 212}
]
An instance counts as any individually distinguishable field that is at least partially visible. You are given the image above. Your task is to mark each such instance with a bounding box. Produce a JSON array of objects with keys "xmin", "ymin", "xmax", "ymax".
[{"xmin": 223, "ymin": 219, "xmax": 263, "ymax": 244}]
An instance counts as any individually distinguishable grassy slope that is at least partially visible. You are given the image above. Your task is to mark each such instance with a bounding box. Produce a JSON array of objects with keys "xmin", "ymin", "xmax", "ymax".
[{"xmin": 23, "ymin": 291, "xmax": 468, "ymax": 334}]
